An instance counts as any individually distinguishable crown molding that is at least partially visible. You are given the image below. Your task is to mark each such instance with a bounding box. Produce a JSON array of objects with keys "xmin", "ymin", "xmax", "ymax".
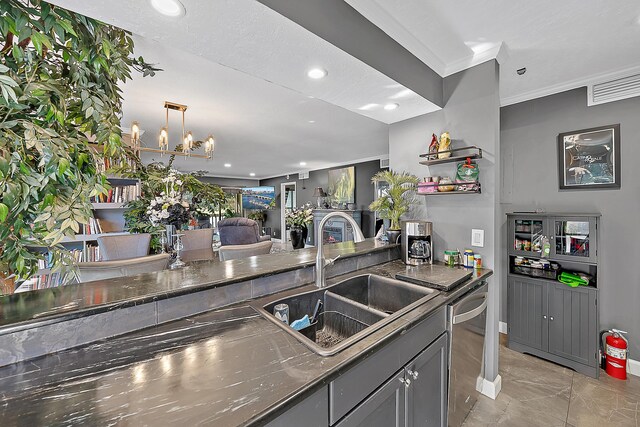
[
  {"xmin": 443, "ymin": 42, "xmax": 507, "ymax": 77},
  {"xmin": 501, "ymin": 63, "xmax": 640, "ymax": 107},
  {"xmin": 344, "ymin": 0, "xmax": 447, "ymax": 76}
]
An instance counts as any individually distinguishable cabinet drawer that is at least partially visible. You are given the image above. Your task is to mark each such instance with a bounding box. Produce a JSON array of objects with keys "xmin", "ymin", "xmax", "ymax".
[{"xmin": 329, "ymin": 306, "xmax": 446, "ymax": 425}]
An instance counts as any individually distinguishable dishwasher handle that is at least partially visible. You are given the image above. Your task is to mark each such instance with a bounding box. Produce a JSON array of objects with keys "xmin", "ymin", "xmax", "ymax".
[{"xmin": 452, "ymin": 292, "xmax": 488, "ymax": 325}]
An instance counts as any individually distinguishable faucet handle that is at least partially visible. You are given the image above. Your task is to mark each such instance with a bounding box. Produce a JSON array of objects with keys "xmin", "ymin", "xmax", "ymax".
[{"xmin": 325, "ymin": 254, "xmax": 341, "ymax": 266}]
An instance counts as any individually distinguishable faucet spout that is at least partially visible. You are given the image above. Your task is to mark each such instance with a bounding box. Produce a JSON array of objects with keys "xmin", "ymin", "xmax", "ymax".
[{"xmin": 315, "ymin": 212, "xmax": 365, "ymax": 288}]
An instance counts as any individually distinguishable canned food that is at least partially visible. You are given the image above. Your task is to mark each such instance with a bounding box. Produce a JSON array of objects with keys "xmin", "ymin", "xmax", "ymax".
[
  {"xmin": 474, "ymin": 254, "xmax": 482, "ymax": 269},
  {"xmin": 463, "ymin": 249, "xmax": 474, "ymax": 268}
]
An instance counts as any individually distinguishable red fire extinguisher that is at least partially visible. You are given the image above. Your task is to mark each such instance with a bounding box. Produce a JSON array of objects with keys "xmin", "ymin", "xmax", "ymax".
[{"xmin": 601, "ymin": 329, "xmax": 628, "ymax": 380}]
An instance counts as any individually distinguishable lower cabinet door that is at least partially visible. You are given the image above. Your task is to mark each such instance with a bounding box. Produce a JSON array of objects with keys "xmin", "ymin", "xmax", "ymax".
[
  {"xmin": 507, "ymin": 276, "xmax": 548, "ymax": 351},
  {"xmin": 548, "ymin": 282, "xmax": 598, "ymax": 367},
  {"xmin": 335, "ymin": 370, "xmax": 406, "ymax": 427},
  {"xmin": 405, "ymin": 333, "xmax": 448, "ymax": 427}
]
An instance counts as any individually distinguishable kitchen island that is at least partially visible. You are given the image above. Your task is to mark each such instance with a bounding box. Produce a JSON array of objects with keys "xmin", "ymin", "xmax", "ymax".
[{"xmin": 0, "ymin": 242, "xmax": 491, "ymax": 426}]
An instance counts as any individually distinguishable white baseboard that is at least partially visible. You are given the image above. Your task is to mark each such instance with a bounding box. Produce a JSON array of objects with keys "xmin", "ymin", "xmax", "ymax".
[
  {"xmin": 499, "ymin": 321, "xmax": 508, "ymax": 334},
  {"xmin": 629, "ymin": 358, "xmax": 640, "ymax": 378},
  {"xmin": 499, "ymin": 322, "xmax": 640, "ymax": 378},
  {"xmin": 479, "ymin": 374, "xmax": 502, "ymax": 399}
]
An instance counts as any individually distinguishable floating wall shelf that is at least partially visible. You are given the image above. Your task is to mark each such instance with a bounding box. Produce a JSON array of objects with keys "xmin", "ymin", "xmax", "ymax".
[{"xmin": 419, "ymin": 145, "xmax": 482, "ymax": 166}]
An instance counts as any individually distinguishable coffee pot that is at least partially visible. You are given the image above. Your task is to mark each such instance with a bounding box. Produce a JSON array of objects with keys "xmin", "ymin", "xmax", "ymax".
[{"xmin": 401, "ymin": 220, "xmax": 433, "ymax": 265}]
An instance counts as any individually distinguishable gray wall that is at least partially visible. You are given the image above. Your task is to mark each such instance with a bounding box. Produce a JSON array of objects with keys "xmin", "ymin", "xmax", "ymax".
[
  {"xmin": 389, "ymin": 60, "xmax": 501, "ymax": 382},
  {"xmin": 259, "ymin": 160, "xmax": 385, "ymax": 239},
  {"xmin": 501, "ymin": 87, "xmax": 640, "ymax": 357}
]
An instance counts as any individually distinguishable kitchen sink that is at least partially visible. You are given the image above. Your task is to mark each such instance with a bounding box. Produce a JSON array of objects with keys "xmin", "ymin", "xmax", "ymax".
[{"xmin": 259, "ymin": 274, "xmax": 439, "ymax": 356}]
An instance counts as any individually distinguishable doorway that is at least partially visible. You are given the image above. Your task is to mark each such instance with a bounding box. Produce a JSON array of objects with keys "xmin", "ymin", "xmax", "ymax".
[{"xmin": 280, "ymin": 182, "xmax": 296, "ymax": 242}]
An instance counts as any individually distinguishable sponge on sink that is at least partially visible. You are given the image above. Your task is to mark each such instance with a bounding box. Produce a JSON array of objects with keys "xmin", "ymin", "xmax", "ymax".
[{"xmin": 290, "ymin": 315, "xmax": 311, "ymax": 330}]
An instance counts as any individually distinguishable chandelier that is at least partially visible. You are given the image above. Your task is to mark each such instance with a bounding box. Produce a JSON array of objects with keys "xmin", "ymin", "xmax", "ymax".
[{"xmin": 130, "ymin": 101, "xmax": 215, "ymax": 160}]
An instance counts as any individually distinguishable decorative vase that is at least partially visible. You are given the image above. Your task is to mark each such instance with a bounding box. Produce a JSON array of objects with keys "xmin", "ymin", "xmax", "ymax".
[
  {"xmin": 290, "ymin": 228, "xmax": 306, "ymax": 249},
  {"xmin": 165, "ymin": 224, "xmax": 176, "ymax": 249},
  {"xmin": 386, "ymin": 229, "xmax": 401, "ymax": 245}
]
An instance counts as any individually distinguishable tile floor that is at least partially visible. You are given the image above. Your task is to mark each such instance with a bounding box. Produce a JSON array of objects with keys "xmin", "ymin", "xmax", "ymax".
[{"xmin": 463, "ymin": 335, "xmax": 640, "ymax": 426}]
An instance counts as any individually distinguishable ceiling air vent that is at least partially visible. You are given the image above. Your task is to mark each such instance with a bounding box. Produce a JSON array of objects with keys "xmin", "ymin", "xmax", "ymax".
[
  {"xmin": 588, "ymin": 72, "xmax": 640, "ymax": 106},
  {"xmin": 380, "ymin": 158, "xmax": 390, "ymax": 168}
]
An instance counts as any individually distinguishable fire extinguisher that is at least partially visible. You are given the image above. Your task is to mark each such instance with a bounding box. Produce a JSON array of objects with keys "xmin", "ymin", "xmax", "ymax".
[{"xmin": 600, "ymin": 329, "xmax": 628, "ymax": 380}]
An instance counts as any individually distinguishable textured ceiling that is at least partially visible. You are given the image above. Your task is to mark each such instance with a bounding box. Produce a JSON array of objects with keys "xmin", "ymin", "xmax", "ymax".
[{"xmin": 346, "ymin": 0, "xmax": 640, "ymax": 105}]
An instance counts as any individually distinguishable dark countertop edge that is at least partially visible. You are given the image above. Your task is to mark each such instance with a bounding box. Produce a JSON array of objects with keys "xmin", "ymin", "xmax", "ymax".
[
  {"xmin": 0, "ymin": 241, "xmax": 398, "ymax": 336},
  {"xmin": 242, "ymin": 266, "xmax": 494, "ymax": 426}
]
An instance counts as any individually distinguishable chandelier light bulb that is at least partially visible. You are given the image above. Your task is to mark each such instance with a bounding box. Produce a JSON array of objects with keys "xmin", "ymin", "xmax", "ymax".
[
  {"xmin": 131, "ymin": 121, "xmax": 140, "ymax": 142},
  {"xmin": 159, "ymin": 127, "xmax": 168, "ymax": 149}
]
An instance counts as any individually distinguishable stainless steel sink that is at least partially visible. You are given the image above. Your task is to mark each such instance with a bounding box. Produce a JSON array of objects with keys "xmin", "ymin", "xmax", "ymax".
[{"xmin": 259, "ymin": 274, "xmax": 439, "ymax": 356}]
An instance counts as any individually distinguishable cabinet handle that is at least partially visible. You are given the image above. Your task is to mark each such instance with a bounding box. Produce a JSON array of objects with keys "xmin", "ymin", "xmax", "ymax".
[
  {"xmin": 399, "ymin": 377, "xmax": 411, "ymax": 388},
  {"xmin": 550, "ymin": 316, "xmax": 554, "ymax": 321},
  {"xmin": 543, "ymin": 315, "xmax": 547, "ymax": 319},
  {"xmin": 407, "ymin": 370, "xmax": 419, "ymax": 380}
]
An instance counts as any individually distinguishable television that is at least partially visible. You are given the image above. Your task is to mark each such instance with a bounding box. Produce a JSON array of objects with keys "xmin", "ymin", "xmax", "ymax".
[{"xmin": 242, "ymin": 186, "xmax": 276, "ymax": 210}]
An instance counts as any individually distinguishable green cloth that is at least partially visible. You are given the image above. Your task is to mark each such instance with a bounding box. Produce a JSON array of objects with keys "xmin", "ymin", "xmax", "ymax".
[{"xmin": 558, "ymin": 271, "xmax": 589, "ymax": 288}]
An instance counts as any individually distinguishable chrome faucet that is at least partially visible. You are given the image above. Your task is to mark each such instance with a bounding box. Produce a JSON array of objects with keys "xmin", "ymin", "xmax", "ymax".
[{"xmin": 315, "ymin": 212, "xmax": 366, "ymax": 288}]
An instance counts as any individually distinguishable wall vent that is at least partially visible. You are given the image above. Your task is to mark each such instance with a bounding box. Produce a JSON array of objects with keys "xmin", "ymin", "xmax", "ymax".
[
  {"xmin": 588, "ymin": 72, "xmax": 640, "ymax": 106},
  {"xmin": 380, "ymin": 158, "xmax": 390, "ymax": 168},
  {"xmin": 298, "ymin": 171, "xmax": 309, "ymax": 179}
]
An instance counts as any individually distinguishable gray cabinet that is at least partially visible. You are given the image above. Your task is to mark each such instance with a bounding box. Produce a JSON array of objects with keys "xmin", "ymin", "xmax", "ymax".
[
  {"xmin": 508, "ymin": 276, "xmax": 599, "ymax": 377},
  {"xmin": 507, "ymin": 276, "xmax": 548, "ymax": 351},
  {"xmin": 405, "ymin": 333, "xmax": 448, "ymax": 427},
  {"xmin": 335, "ymin": 370, "xmax": 406, "ymax": 427},
  {"xmin": 549, "ymin": 216, "xmax": 598, "ymax": 263},
  {"xmin": 265, "ymin": 386, "xmax": 328, "ymax": 427},
  {"xmin": 547, "ymin": 282, "xmax": 598, "ymax": 367},
  {"xmin": 336, "ymin": 333, "xmax": 448, "ymax": 427}
]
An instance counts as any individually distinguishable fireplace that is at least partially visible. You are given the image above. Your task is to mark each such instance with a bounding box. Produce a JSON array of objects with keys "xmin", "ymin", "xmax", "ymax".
[{"xmin": 312, "ymin": 209, "xmax": 363, "ymax": 245}]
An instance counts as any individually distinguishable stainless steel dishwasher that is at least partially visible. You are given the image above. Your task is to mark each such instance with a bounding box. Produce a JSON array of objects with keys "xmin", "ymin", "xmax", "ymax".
[{"xmin": 447, "ymin": 283, "xmax": 488, "ymax": 427}]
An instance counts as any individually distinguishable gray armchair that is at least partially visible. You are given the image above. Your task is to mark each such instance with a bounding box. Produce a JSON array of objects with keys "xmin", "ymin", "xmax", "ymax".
[
  {"xmin": 96, "ymin": 233, "xmax": 151, "ymax": 261},
  {"xmin": 218, "ymin": 240, "xmax": 273, "ymax": 261},
  {"xmin": 76, "ymin": 253, "xmax": 170, "ymax": 283},
  {"xmin": 181, "ymin": 228, "xmax": 214, "ymax": 251},
  {"xmin": 218, "ymin": 218, "xmax": 271, "ymax": 246}
]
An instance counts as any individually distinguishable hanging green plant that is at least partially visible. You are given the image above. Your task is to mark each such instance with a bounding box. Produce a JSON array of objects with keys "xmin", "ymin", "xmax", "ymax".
[{"xmin": 0, "ymin": 0, "xmax": 159, "ymax": 286}]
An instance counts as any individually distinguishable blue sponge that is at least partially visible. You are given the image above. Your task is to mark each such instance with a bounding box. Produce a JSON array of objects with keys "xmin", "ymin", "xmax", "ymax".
[{"xmin": 290, "ymin": 315, "xmax": 311, "ymax": 330}]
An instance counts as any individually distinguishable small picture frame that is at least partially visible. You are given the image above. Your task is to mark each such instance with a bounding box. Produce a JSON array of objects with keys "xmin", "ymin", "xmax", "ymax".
[{"xmin": 557, "ymin": 124, "xmax": 620, "ymax": 190}]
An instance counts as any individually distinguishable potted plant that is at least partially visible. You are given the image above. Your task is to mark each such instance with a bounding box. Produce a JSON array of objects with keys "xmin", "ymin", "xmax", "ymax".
[
  {"xmin": 285, "ymin": 204, "xmax": 313, "ymax": 249},
  {"xmin": 0, "ymin": 1, "xmax": 158, "ymax": 292},
  {"xmin": 369, "ymin": 170, "xmax": 419, "ymax": 243}
]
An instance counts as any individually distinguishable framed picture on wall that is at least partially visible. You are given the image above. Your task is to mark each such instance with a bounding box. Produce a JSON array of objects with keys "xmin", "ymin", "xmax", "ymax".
[
  {"xmin": 557, "ymin": 124, "xmax": 620, "ymax": 190},
  {"xmin": 327, "ymin": 166, "xmax": 355, "ymax": 205}
]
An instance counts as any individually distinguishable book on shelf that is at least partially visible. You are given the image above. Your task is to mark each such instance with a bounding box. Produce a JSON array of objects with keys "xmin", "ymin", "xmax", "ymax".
[
  {"xmin": 37, "ymin": 249, "xmax": 83, "ymax": 270},
  {"xmin": 84, "ymin": 218, "xmax": 104, "ymax": 235},
  {"xmin": 16, "ymin": 271, "xmax": 71, "ymax": 293},
  {"xmin": 91, "ymin": 184, "xmax": 140, "ymax": 204},
  {"xmin": 84, "ymin": 244, "xmax": 100, "ymax": 262},
  {"xmin": 95, "ymin": 156, "xmax": 137, "ymax": 175}
]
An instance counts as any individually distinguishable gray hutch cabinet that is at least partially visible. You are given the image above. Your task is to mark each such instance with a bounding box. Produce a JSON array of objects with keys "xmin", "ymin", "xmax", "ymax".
[{"xmin": 506, "ymin": 213, "xmax": 600, "ymax": 378}]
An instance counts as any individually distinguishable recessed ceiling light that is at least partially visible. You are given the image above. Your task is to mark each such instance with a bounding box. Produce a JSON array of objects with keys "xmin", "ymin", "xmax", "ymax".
[
  {"xmin": 308, "ymin": 120, "xmax": 316, "ymax": 124},
  {"xmin": 384, "ymin": 103, "xmax": 399, "ymax": 111},
  {"xmin": 149, "ymin": 0, "xmax": 185, "ymax": 17},
  {"xmin": 250, "ymin": 172, "xmax": 256, "ymax": 177},
  {"xmin": 307, "ymin": 68, "xmax": 328, "ymax": 79},
  {"xmin": 300, "ymin": 161, "xmax": 307, "ymax": 166},
  {"xmin": 224, "ymin": 163, "xmax": 231, "ymax": 168}
]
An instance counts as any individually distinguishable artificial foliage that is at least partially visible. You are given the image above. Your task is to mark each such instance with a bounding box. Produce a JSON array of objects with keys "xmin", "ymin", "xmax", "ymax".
[
  {"xmin": 0, "ymin": 0, "xmax": 158, "ymax": 282},
  {"xmin": 122, "ymin": 157, "xmax": 227, "ymax": 252},
  {"xmin": 369, "ymin": 170, "xmax": 419, "ymax": 230}
]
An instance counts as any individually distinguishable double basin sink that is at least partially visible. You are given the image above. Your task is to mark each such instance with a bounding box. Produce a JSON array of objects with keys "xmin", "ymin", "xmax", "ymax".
[{"xmin": 259, "ymin": 274, "xmax": 439, "ymax": 356}]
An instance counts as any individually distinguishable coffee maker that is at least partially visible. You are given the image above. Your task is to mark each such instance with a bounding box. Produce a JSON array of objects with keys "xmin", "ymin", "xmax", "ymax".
[{"xmin": 401, "ymin": 220, "xmax": 433, "ymax": 265}]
